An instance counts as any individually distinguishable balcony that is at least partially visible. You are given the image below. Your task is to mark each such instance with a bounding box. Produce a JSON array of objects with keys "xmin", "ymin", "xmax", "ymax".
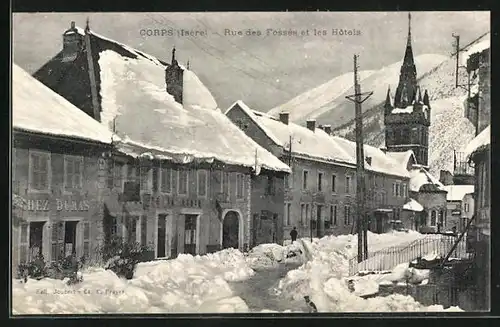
[{"xmin": 215, "ymin": 192, "xmax": 232, "ymax": 212}]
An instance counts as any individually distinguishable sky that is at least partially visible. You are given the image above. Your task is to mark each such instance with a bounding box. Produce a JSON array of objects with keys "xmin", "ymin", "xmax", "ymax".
[{"xmin": 12, "ymin": 12, "xmax": 489, "ymax": 111}]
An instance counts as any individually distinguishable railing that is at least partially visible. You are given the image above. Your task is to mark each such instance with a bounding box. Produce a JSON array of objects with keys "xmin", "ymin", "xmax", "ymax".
[{"xmin": 348, "ymin": 234, "xmax": 472, "ymax": 276}]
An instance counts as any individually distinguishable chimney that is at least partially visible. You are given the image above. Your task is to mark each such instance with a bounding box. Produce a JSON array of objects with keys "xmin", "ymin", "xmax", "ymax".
[
  {"xmin": 306, "ymin": 119, "xmax": 316, "ymax": 131},
  {"xmin": 279, "ymin": 112, "xmax": 289, "ymax": 125},
  {"xmin": 323, "ymin": 124, "xmax": 332, "ymax": 135},
  {"xmin": 70, "ymin": 21, "xmax": 76, "ymax": 29},
  {"xmin": 365, "ymin": 156, "xmax": 372, "ymax": 166}
]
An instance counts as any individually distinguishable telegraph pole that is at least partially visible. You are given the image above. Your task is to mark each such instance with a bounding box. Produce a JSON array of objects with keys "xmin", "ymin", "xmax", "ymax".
[
  {"xmin": 346, "ymin": 55, "xmax": 373, "ymax": 262},
  {"xmin": 452, "ymin": 34, "xmax": 460, "ymax": 88}
]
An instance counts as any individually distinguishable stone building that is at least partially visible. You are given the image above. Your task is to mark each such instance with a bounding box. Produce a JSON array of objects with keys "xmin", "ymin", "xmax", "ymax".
[
  {"xmin": 30, "ymin": 21, "xmax": 290, "ymax": 256},
  {"xmin": 226, "ymin": 101, "xmax": 410, "ymax": 240},
  {"xmin": 12, "ymin": 64, "xmax": 115, "ymax": 273}
]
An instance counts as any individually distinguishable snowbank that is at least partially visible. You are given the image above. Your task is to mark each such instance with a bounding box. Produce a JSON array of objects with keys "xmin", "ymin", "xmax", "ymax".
[
  {"xmin": 277, "ymin": 232, "xmax": 460, "ymax": 312},
  {"xmin": 245, "ymin": 242, "xmax": 305, "ymax": 269},
  {"xmin": 12, "ymin": 249, "xmax": 254, "ymax": 314}
]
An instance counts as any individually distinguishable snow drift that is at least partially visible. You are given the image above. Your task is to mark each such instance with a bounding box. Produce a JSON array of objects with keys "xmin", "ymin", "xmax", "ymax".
[
  {"xmin": 277, "ymin": 232, "xmax": 462, "ymax": 312},
  {"xmin": 12, "ymin": 249, "xmax": 254, "ymax": 314}
]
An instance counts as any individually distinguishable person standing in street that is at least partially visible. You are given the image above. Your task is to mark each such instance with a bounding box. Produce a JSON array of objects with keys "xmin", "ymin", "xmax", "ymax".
[{"xmin": 290, "ymin": 226, "xmax": 298, "ymax": 243}]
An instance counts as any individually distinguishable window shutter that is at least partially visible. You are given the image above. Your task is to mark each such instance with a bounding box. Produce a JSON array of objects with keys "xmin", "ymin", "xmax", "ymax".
[
  {"xmin": 19, "ymin": 223, "xmax": 29, "ymax": 264},
  {"xmin": 76, "ymin": 222, "xmax": 83, "ymax": 258},
  {"xmin": 82, "ymin": 221, "xmax": 91, "ymax": 258},
  {"xmin": 51, "ymin": 222, "xmax": 65, "ymax": 262}
]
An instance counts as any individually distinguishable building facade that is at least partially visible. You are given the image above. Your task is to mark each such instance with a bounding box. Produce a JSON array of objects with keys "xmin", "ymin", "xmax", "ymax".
[
  {"xmin": 442, "ymin": 185, "xmax": 474, "ymax": 232},
  {"xmin": 226, "ymin": 101, "xmax": 411, "ymax": 241},
  {"xmin": 12, "ymin": 64, "xmax": 116, "ymax": 273},
  {"xmin": 30, "ymin": 21, "xmax": 290, "ymax": 255},
  {"xmin": 12, "ymin": 131, "xmax": 113, "ymax": 271},
  {"xmin": 383, "ymin": 13, "xmax": 432, "ymax": 167}
]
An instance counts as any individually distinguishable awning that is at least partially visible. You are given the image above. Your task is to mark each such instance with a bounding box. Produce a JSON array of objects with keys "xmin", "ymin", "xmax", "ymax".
[{"xmin": 403, "ymin": 198, "xmax": 424, "ymax": 212}]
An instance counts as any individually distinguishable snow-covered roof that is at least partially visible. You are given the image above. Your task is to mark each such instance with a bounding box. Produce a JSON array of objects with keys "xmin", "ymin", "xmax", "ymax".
[
  {"xmin": 332, "ymin": 136, "xmax": 410, "ymax": 178},
  {"xmin": 464, "ymin": 125, "xmax": 490, "ymax": 161},
  {"xmin": 391, "ymin": 104, "xmax": 429, "ymax": 114},
  {"xmin": 409, "ymin": 166, "xmax": 445, "ymax": 192},
  {"xmin": 403, "ymin": 198, "xmax": 424, "ymax": 212},
  {"xmin": 94, "ymin": 48, "xmax": 289, "ymax": 173},
  {"xmin": 462, "ymin": 36, "xmax": 490, "ymax": 66},
  {"xmin": 385, "ymin": 150, "xmax": 416, "ymax": 171},
  {"xmin": 227, "ymin": 102, "xmax": 356, "ymax": 166},
  {"xmin": 13, "ymin": 64, "xmax": 116, "ymax": 145},
  {"xmin": 442, "ymin": 185, "xmax": 475, "ymax": 202}
]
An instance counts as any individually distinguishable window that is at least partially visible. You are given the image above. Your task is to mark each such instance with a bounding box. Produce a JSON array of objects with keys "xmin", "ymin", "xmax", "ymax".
[
  {"xmin": 284, "ymin": 203, "xmax": 291, "ymax": 226},
  {"xmin": 160, "ymin": 167, "xmax": 173, "ymax": 193},
  {"xmin": 438, "ymin": 210, "xmax": 444, "ymax": 225},
  {"xmin": 198, "ymin": 170, "xmax": 208, "ymax": 197},
  {"xmin": 64, "ymin": 155, "xmax": 83, "ymax": 190},
  {"xmin": 127, "ymin": 164, "xmax": 138, "ymax": 182},
  {"xmin": 221, "ymin": 171, "xmax": 230, "ymax": 195},
  {"xmin": 345, "ymin": 175, "xmax": 351, "ymax": 193},
  {"xmin": 284, "ymin": 173, "xmax": 293, "ymax": 189},
  {"xmin": 344, "ymin": 205, "xmax": 351, "ymax": 225},
  {"xmin": 430, "ymin": 210, "xmax": 437, "ymax": 226},
  {"xmin": 178, "ymin": 169, "xmax": 189, "ymax": 195},
  {"xmin": 104, "ymin": 214, "xmax": 118, "ymax": 245},
  {"xmin": 331, "ymin": 175, "xmax": 337, "ymax": 193},
  {"xmin": 140, "ymin": 167, "xmax": 152, "ymax": 192},
  {"xmin": 126, "ymin": 216, "xmax": 139, "ymax": 243},
  {"xmin": 236, "ymin": 173, "xmax": 245, "ymax": 199},
  {"xmin": 305, "ymin": 204, "xmax": 310, "ymax": 224},
  {"xmin": 393, "ymin": 183, "xmax": 397, "ymax": 197},
  {"xmin": 333, "ymin": 205, "xmax": 338, "ymax": 225},
  {"xmin": 402, "ymin": 183, "xmax": 407, "ymax": 198},
  {"xmin": 29, "ymin": 150, "xmax": 51, "ymax": 192},
  {"xmin": 302, "ymin": 170, "xmax": 309, "ymax": 190},
  {"xmin": 396, "ymin": 183, "xmax": 401, "ymax": 197},
  {"xmin": 266, "ymin": 175, "xmax": 276, "ymax": 195},
  {"xmin": 113, "ymin": 162, "xmax": 124, "ymax": 189},
  {"xmin": 317, "ymin": 172, "xmax": 323, "ymax": 191}
]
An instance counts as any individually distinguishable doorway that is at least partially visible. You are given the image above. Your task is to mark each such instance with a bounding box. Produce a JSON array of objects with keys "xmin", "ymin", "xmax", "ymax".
[
  {"xmin": 29, "ymin": 222, "xmax": 45, "ymax": 258},
  {"xmin": 64, "ymin": 221, "xmax": 78, "ymax": 257},
  {"xmin": 316, "ymin": 205, "xmax": 323, "ymax": 237},
  {"xmin": 223, "ymin": 211, "xmax": 240, "ymax": 249},
  {"xmin": 157, "ymin": 214, "xmax": 167, "ymax": 258},
  {"xmin": 184, "ymin": 214, "xmax": 198, "ymax": 255},
  {"xmin": 374, "ymin": 212, "xmax": 384, "ymax": 234}
]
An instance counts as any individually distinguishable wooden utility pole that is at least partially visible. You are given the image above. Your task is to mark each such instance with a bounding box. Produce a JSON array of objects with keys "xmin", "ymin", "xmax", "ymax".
[
  {"xmin": 452, "ymin": 34, "xmax": 460, "ymax": 88},
  {"xmin": 346, "ymin": 55, "xmax": 373, "ymax": 263}
]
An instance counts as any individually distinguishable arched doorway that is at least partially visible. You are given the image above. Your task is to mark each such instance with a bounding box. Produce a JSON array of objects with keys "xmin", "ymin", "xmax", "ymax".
[{"xmin": 222, "ymin": 211, "xmax": 240, "ymax": 249}]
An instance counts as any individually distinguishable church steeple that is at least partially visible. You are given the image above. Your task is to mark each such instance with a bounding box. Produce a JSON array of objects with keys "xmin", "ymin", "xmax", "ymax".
[{"xmin": 393, "ymin": 12, "xmax": 418, "ymax": 108}]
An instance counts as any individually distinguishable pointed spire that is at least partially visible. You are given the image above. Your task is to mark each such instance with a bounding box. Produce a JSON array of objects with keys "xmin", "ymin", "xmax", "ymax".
[
  {"xmin": 171, "ymin": 46, "xmax": 176, "ymax": 65},
  {"xmin": 85, "ymin": 17, "xmax": 90, "ymax": 33},
  {"xmin": 423, "ymin": 89, "xmax": 430, "ymax": 105},
  {"xmin": 385, "ymin": 86, "xmax": 392, "ymax": 107},
  {"xmin": 407, "ymin": 12, "xmax": 412, "ymax": 47}
]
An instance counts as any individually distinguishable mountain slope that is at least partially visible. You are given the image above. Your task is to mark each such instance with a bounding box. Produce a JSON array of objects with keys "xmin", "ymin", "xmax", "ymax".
[
  {"xmin": 269, "ymin": 54, "xmax": 448, "ymax": 127},
  {"xmin": 271, "ymin": 32, "xmax": 489, "ymax": 177}
]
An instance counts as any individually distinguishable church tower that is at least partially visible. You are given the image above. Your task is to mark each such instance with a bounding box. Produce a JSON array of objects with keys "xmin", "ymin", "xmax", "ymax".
[
  {"xmin": 384, "ymin": 13, "xmax": 431, "ymax": 167},
  {"xmin": 165, "ymin": 46, "xmax": 184, "ymax": 104}
]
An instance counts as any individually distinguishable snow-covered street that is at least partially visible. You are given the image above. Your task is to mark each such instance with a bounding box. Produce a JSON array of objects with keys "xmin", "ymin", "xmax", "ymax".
[
  {"xmin": 12, "ymin": 231, "xmax": 464, "ymax": 314},
  {"xmin": 230, "ymin": 263, "xmax": 305, "ymax": 312}
]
